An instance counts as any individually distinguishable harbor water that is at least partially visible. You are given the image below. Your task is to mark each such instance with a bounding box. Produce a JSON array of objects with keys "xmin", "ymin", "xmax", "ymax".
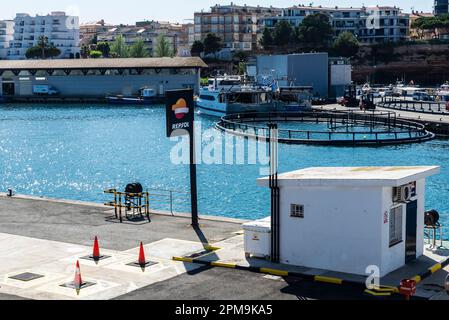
[{"xmin": 0, "ymin": 104, "xmax": 448, "ymax": 237}]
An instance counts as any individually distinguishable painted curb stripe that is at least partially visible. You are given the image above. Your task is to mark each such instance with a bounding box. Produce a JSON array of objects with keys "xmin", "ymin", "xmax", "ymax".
[
  {"xmin": 260, "ymin": 268, "xmax": 289, "ymax": 277},
  {"xmin": 203, "ymin": 245, "xmax": 221, "ymax": 252},
  {"xmin": 429, "ymin": 264, "xmax": 442, "ymax": 274},
  {"xmin": 411, "ymin": 275, "xmax": 422, "ymax": 284},
  {"xmin": 211, "ymin": 262, "xmax": 236, "ymax": 268},
  {"xmin": 368, "ymin": 286, "xmax": 399, "ymax": 293},
  {"xmin": 173, "ymin": 257, "xmax": 193, "ymax": 263},
  {"xmin": 314, "ymin": 276, "xmax": 343, "ymax": 285},
  {"xmin": 365, "ymin": 289, "xmax": 392, "ymax": 297}
]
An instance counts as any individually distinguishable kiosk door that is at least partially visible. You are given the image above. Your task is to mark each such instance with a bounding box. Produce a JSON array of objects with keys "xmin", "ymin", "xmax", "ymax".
[{"xmin": 406, "ymin": 200, "xmax": 418, "ymax": 263}]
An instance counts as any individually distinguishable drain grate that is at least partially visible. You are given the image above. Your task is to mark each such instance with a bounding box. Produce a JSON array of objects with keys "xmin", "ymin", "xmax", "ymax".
[{"xmin": 9, "ymin": 272, "xmax": 44, "ymax": 282}]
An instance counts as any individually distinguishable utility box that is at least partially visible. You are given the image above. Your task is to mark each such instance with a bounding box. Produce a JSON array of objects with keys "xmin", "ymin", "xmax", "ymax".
[
  {"xmin": 256, "ymin": 166, "xmax": 440, "ymax": 277},
  {"xmin": 242, "ymin": 217, "xmax": 271, "ymax": 259}
]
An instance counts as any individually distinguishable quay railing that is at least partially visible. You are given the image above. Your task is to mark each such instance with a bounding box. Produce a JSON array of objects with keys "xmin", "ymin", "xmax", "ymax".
[
  {"xmin": 379, "ymin": 96, "xmax": 449, "ymax": 115},
  {"xmin": 216, "ymin": 110, "xmax": 435, "ymax": 146},
  {"xmin": 104, "ymin": 187, "xmax": 189, "ymax": 221},
  {"xmin": 146, "ymin": 188, "xmax": 190, "ymax": 215}
]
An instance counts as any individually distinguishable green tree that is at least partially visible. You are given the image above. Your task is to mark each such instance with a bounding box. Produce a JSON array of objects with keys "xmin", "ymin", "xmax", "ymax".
[
  {"xmin": 80, "ymin": 45, "xmax": 90, "ymax": 59},
  {"xmin": 96, "ymin": 42, "xmax": 110, "ymax": 58},
  {"xmin": 414, "ymin": 14, "xmax": 449, "ymax": 39},
  {"xmin": 110, "ymin": 35, "xmax": 130, "ymax": 58},
  {"xmin": 190, "ymin": 40, "xmax": 204, "ymax": 57},
  {"xmin": 154, "ymin": 34, "xmax": 174, "ymax": 57},
  {"xmin": 89, "ymin": 50, "xmax": 103, "ymax": 59},
  {"xmin": 37, "ymin": 35, "xmax": 49, "ymax": 59},
  {"xmin": 332, "ymin": 31, "xmax": 360, "ymax": 57},
  {"xmin": 233, "ymin": 51, "xmax": 249, "ymax": 63},
  {"xmin": 129, "ymin": 38, "xmax": 150, "ymax": 58},
  {"xmin": 203, "ymin": 33, "xmax": 223, "ymax": 56},
  {"xmin": 297, "ymin": 13, "xmax": 333, "ymax": 50},
  {"xmin": 273, "ymin": 20, "xmax": 295, "ymax": 46},
  {"xmin": 25, "ymin": 36, "xmax": 61, "ymax": 59},
  {"xmin": 260, "ymin": 28, "xmax": 274, "ymax": 49}
]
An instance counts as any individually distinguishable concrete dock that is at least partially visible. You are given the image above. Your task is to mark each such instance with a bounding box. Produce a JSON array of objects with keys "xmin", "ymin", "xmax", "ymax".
[
  {"xmin": 315, "ymin": 103, "xmax": 449, "ymax": 136},
  {"xmin": 0, "ymin": 194, "xmax": 448, "ymax": 300}
]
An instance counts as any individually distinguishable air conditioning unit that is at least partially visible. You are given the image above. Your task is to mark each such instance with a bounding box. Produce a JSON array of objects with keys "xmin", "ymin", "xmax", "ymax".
[{"xmin": 393, "ymin": 184, "xmax": 413, "ymax": 203}]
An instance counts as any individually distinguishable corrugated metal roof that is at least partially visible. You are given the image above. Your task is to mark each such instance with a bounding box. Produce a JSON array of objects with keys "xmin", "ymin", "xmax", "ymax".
[{"xmin": 0, "ymin": 57, "xmax": 208, "ymax": 70}]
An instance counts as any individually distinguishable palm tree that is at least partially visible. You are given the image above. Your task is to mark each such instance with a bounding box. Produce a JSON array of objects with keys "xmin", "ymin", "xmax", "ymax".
[
  {"xmin": 129, "ymin": 38, "xmax": 150, "ymax": 58},
  {"xmin": 110, "ymin": 35, "xmax": 130, "ymax": 58},
  {"xmin": 38, "ymin": 35, "xmax": 49, "ymax": 59},
  {"xmin": 154, "ymin": 34, "xmax": 173, "ymax": 57}
]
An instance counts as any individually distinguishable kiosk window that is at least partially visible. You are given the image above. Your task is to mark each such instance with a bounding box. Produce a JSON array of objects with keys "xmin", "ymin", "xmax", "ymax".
[
  {"xmin": 389, "ymin": 206, "xmax": 403, "ymax": 247},
  {"xmin": 290, "ymin": 204, "xmax": 304, "ymax": 218}
]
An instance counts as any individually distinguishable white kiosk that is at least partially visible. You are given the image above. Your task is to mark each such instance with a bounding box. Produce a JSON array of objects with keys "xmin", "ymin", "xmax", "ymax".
[{"xmin": 246, "ymin": 166, "xmax": 440, "ymax": 277}]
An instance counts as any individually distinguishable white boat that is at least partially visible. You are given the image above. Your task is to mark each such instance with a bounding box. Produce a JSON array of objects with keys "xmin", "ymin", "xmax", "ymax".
[
  {"xmin": 393, "ymin": 83, "xmax": 422, "ymax": 97},
  {"xmin": 197, "ymin": 73, "xmax": 314, "ymax": 117},
  {"xmin": 197, "ymin": 85, "xmax": 275, "ymax": 117}
]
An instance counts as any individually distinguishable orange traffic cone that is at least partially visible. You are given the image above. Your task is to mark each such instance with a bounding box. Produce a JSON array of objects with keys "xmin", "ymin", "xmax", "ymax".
[
  {"xmin": 92, "ymin": 236, "xmax": 101, "ymax": 260},
  {"xmin": 74, "ymin": 260, "xmax": 83, "ymax": 291},
  {"xmin": 138, "ymin": 242, "xmax": 146, "ymax": 266}
]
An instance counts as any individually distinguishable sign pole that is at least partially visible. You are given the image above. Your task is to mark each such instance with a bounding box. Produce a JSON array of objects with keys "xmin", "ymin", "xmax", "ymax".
[
  {"xmin": 166, "ymin": 88, "xmax": 198, "ymax": 228},
  {"xmin": 189, "ymin": 129, "xmax": 199, "ymax": 227}
]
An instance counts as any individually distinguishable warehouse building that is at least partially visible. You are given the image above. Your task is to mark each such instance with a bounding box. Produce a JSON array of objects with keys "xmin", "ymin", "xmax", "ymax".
[
  {"xmin": 255, "ymin": 53, "xmax": 352, "ymax": 99},
  {"xmin": 0, "ymin": 57, "xmax": 207, "ymax": 98}
]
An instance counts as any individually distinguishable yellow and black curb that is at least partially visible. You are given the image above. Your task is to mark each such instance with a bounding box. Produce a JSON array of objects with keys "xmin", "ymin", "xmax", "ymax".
[
  {"xmin": 173, "ymin": 256, "xmax": 376, "ymax": 293},
  {"xmin": 408, "ymin": 257, "xmax": 449, "ymax": 286},
  {"xmin": 173, "ymin": 255, "xmax": 449, "ymax": 298}
]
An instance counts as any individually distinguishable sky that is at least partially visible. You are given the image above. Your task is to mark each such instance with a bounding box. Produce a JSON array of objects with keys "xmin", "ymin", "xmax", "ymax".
[{"xmin": 0, "ymin": 1, "xmax": 434, "ymax": 24}]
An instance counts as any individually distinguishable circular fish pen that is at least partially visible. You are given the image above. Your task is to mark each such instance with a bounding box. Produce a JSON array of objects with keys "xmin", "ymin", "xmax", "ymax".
[{"xmin": 215, "ymin": 111, "xmax": 435, "ymax": 146}]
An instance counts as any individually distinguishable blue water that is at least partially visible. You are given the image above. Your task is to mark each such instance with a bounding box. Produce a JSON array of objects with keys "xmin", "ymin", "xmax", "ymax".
[{"xmin": 0, "ymin": 104, "xmax": 448, "ymax": 237}]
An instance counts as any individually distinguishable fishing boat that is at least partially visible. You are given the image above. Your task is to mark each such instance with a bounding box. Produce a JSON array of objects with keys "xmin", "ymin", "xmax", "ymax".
[
  {"xmin": 197, "ymin": 85, "xmax": 274, "ymax": 117},
  {"xmin": 106, "ymin": 88, "xmax": 164, "ymax": 105},
  {"xmin": 197, "ymin": 75, "xmax": 313, "ymax": 117}
]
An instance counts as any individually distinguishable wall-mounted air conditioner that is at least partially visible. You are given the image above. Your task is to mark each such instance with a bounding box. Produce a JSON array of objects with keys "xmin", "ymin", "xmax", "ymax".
[{"xmin": 393, "ymin": 184, "xmax": 413, "ymax": 203}]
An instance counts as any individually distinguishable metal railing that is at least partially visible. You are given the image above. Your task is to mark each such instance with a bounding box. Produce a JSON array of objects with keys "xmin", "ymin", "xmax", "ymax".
[
  {"xmin": 146, "ymin": 188, "xmax": 190, "ymax": 215},
  {"xmin": 380, "ymin": 96, "xmax": 449, "ymax": 115},
  {"xmin": 216, "ymin": 110, "xmax": 435, "ymax": 146},
  {"xmin": 104, "ymin": 187, "xmax": 190, "ymax": 221}
]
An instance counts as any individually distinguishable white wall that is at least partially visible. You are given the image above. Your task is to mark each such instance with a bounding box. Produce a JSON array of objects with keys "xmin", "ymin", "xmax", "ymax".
[
  {"xmin": 379, "ymin": 179, "xmax": 426, "ymax": 276},
  {"xmin": 330, "ymin": 64, "xmax": 352, "ymax": 86},
  {"xmin": 279, "ymin": 186, "xmax": 384, "ymax": 276},
  {"xmin": 277, "ymin": 179, "xmax": 427, "ymax": 276}
]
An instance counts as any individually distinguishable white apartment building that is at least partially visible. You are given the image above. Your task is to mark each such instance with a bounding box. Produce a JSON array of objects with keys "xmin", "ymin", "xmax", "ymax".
[
  {"xmin": 0, "ymin": 20, "xmax": 14, "ymax": 59},
  {"xmin": 262, "ymin": 5, "xmax": 409, "ymax": 44},
  {"xmin": 8, "ymin": 12, "xmax": 80, "ymax": 60},
  {"xmin": 194, "ymin": 3, "xmax": 282, "ymax": 51}
]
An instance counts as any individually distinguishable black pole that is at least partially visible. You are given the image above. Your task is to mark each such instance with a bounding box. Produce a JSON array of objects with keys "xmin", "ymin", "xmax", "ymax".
[
  {"xmin": 190, "ymin": 130, "xmax": 199, "ymax": 227},
  {"xmin": 269, "ymin": 123, "xmax": 280, "ymax": 263}
]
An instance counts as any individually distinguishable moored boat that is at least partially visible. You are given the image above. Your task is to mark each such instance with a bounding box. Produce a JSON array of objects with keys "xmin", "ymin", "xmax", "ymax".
[
  {"xmin": 106, "ymin": 88, "xmax": 164, "ymax": 105},
  {"xmin": 197, "ymin": 75, "xmax": 313, "ymax": 117}
]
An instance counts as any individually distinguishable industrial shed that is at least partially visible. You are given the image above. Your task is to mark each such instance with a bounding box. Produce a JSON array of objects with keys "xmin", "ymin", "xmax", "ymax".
[{"xmin": 0, "ymin": 57, "xmax": 207, "ymax": 98}]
